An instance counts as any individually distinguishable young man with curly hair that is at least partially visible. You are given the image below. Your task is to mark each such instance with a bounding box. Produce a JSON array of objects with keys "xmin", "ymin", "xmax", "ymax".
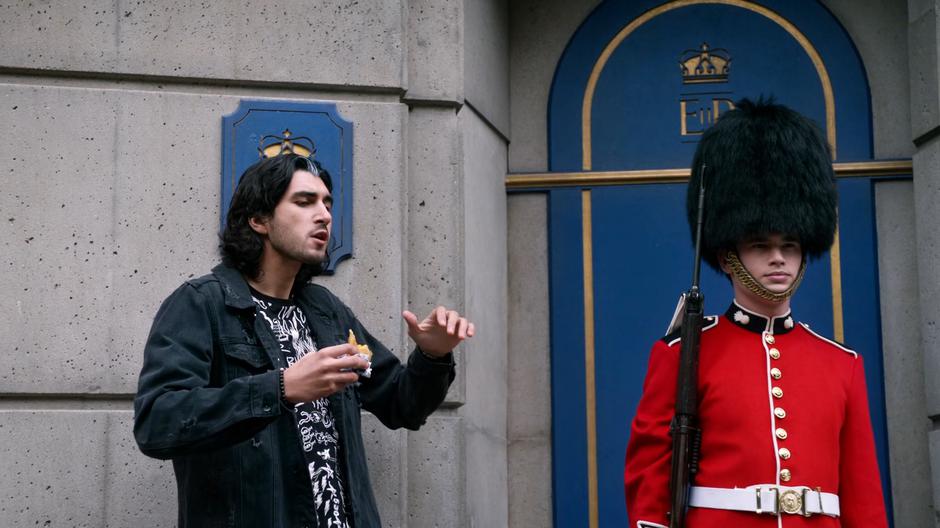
[{"xmin": 135, "ymin": 154, "xmax": 473, "ymax": 528}]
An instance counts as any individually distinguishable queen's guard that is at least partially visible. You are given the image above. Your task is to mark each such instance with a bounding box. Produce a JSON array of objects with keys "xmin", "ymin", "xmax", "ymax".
[{"xmin": 624, "ymin": 99, "xmax": 888, "ymax": 528}]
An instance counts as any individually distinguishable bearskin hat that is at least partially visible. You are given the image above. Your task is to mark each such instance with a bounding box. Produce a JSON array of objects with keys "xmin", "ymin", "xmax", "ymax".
[{"xmin": 687, "ymin": 98, "xmax": 838, "ymax": 270}]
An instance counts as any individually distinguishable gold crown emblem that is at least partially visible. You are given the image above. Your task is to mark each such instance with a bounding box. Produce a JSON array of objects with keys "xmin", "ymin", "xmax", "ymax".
[
  {"xmin": 680, "ymin": 42, "xmax": 731, "ymax": 84},
  {"xmin": 258, "ymin": 129, "xmax": 316, "ymax": 158}
]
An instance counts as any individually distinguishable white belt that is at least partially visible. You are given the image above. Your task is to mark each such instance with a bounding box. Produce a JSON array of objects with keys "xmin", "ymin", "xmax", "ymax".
[{"xmin": 690, "ymin": 485, "xmax": 841, "ymax": 517}]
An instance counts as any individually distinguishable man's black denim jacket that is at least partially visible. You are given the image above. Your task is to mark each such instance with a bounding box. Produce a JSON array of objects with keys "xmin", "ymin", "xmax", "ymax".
[{"xmin": 134, "ymin": 264, "xmax": 455, "ymax": 527}]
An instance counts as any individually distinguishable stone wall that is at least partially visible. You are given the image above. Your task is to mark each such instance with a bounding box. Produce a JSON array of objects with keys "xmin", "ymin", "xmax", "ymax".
[
  {"xmin": 0, "ymin": 1, "xmax": 509, "ymax": 526},
  {"xmin": 910, "ymin": 3, "xmax": 940, "ymax": 524}
]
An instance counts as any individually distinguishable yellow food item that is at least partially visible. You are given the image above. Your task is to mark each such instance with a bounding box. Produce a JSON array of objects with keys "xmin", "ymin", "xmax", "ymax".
[{"xmin": 347, "ymin": 330, "xmax": 373, "ymax": 360}]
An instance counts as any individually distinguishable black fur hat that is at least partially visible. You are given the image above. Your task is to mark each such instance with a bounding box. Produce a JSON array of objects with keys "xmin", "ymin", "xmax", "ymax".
[{"xmin": 687, "ymin": 98, "xmax": 837, "ymax": 270}]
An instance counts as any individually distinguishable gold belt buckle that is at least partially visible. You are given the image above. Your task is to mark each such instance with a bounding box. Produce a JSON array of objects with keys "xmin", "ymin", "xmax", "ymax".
[{"xmin": 778, "ymin": 489, "xmax": 804, "ymax": 515}]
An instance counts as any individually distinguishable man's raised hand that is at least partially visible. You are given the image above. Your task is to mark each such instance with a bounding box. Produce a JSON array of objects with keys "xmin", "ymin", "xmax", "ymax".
[{"xmin": 402, "ymin": 306, "xmax": 475, "ymax": 358}]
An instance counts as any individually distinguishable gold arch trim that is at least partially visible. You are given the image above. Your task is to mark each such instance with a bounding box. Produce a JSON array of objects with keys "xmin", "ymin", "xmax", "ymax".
[{"xmin": 581, "ymin": 0, "xmax": 837, "ymax": 170}]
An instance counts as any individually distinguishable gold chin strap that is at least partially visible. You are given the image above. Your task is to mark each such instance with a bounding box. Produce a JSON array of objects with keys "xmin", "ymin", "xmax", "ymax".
[{"xmin": 725, "ymin": 251, "xmax": 806, "ymax": 302}]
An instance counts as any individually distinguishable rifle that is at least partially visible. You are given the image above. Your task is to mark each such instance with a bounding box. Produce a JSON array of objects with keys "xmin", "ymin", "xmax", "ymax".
[{"xmin": 668, "ymin": 165, "xmax": 707, "ymax": 528}]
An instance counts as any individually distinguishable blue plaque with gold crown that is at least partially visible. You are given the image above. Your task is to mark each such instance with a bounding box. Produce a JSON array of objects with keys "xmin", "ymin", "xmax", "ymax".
[{"xmin": 221, "ymin": 100, "xmax": 354, "ymax": 273}]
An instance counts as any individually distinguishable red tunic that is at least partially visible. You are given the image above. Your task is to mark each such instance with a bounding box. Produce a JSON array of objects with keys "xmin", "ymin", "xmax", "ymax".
[{"xmin": 624, "ymin": 302, "xmax": 888, "ymax": 528}]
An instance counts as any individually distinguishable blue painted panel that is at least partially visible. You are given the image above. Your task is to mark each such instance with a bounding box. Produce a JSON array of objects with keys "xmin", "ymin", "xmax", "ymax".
[
  {"xmin": 546, "ymin": 1, "xmax": 886, "ymax": 525},
  {"xmin": 220, "ymin": 100, "xmax": 354, "ymax": 273},
  {"xmin": 548, "ymin": 189, "xmax": 590, "ymax": 527}
]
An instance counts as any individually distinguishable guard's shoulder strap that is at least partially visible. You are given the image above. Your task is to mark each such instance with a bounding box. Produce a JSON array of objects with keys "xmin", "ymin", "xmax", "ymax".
[
  {"xmin": 662, "ymin": 315, "xmax": 719, "ymax": 347},
  {"xmin": 798, "ymin": 322, "xmax": 857, "ymax": 358}
]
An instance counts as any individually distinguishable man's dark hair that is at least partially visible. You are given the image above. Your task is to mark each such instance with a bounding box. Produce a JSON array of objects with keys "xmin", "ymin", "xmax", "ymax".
[{"xmin": 220, "ymin": 153, "xmax": 333, "ymax": 284}]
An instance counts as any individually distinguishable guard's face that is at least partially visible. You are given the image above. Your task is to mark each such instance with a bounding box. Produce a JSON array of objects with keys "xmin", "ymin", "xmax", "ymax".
[
  {"xmin": 733, "ymin": 233, "xmax": 802, "ymax": 294},
  {"xmin": 253, "ymin": 170, "xmax": 333, "ymax": 267}
]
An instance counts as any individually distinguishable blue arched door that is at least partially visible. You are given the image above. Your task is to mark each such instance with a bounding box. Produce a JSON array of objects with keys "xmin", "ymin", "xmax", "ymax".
[{"xmin": 545, "ymin": 1, "xmax": 896, "ymax": 526}]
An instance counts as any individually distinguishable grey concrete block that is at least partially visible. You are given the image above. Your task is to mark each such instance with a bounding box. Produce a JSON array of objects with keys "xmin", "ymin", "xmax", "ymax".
[
  {"xmin": 909, "ymin": 0, "xmax": 937, "ymax": 23},
  {"xmin": 0, "ymin": 84, "xmax": 222, "ymax": 395},
  {"xmin": 914, "ymin": 141, "xmax": 940, "ymax": 416},
  {"xmin": 507, "ymin": 193, "xmax": 551, "ymax": 528},
  {"xmin": 508, "ymin": 437, "xmax": 553, "ymax": 528},
  {"xmin": 824, "ymin": 0, "xmax": 913, "ymax": 158},
  {"xmin": 361, "ymin": 413, "xmax": 406, "ymax": 528},
  {"xmin": 916, "ymin": 142, "xmax": 940, "ymax": 523},
  {"xmin": 104, "ymin": 411, "xmax": 177, "ymax": 526},
  {"xmin": 405, "ymin": 107, "xmax": 466, "ymax": 404},
  {"xmin": 928, "ymin": 429, "xmax": 940, "ymax": 524},
  {"xmin": 460, "ymin": 107, "xmax": 509, "ymax": 526},
  {"xmin": 0, "ymin": 1, "xmax": 404, "ymax": 89},
  {"xmin": 407, "ymin": 415, "xmax": 464, "ymax": 527},
  {"xmin": 406, "ymin": 0, "xmax": 463, "ymax": 103},
  {"xmin": 405, "ymin": 107, "xmax": 464, "ymax": 309},
  {"xmin": 464, "ymin": 0, "xmax": 510, "ymax": 136},
  {"xmin": 1, "ymin": 85, "xmax": 123, "ymax": 395},
  {"xmin": 0, "ymin": 411, "xmax": 107, "ymax": 527},
  {"xmin": 875, "ymin": 180, "xmax": 935, "ymax": 527},
  {"xmin": 508, "ymin": 0, "xmax": 601, "ymax": 171},
  {"xmin": 908, "ymin": 5, "xmax": 940, "ymax": 140},
  {"xmin": 108, "ymin": 92, "xmax": 228, "ymax": 391},
  {"xmin": 507, "ymin": 194, "xmax": 551, "ymax": 440},
  {"xmin": 0, "ymin": 411, "xmax": 104, "ymax": 526}
]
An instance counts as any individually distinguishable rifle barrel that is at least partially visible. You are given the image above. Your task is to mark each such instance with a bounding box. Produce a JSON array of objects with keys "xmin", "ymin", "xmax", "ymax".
[{"xmin": 669, "ymin": 164, "xmax": 707, "ymax": 528}]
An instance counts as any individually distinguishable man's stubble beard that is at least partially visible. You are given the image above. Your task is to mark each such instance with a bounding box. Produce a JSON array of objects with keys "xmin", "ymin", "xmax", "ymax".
[{"xmin": 266, "ymin": 225, "xmax": 329, "ymax": 269}]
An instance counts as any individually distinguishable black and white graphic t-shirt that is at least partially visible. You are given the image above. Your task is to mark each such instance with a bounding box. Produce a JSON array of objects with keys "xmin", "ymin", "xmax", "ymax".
[{"xmin": 251, "ymin": 290, "xmax": 349, "ymax": 528}]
